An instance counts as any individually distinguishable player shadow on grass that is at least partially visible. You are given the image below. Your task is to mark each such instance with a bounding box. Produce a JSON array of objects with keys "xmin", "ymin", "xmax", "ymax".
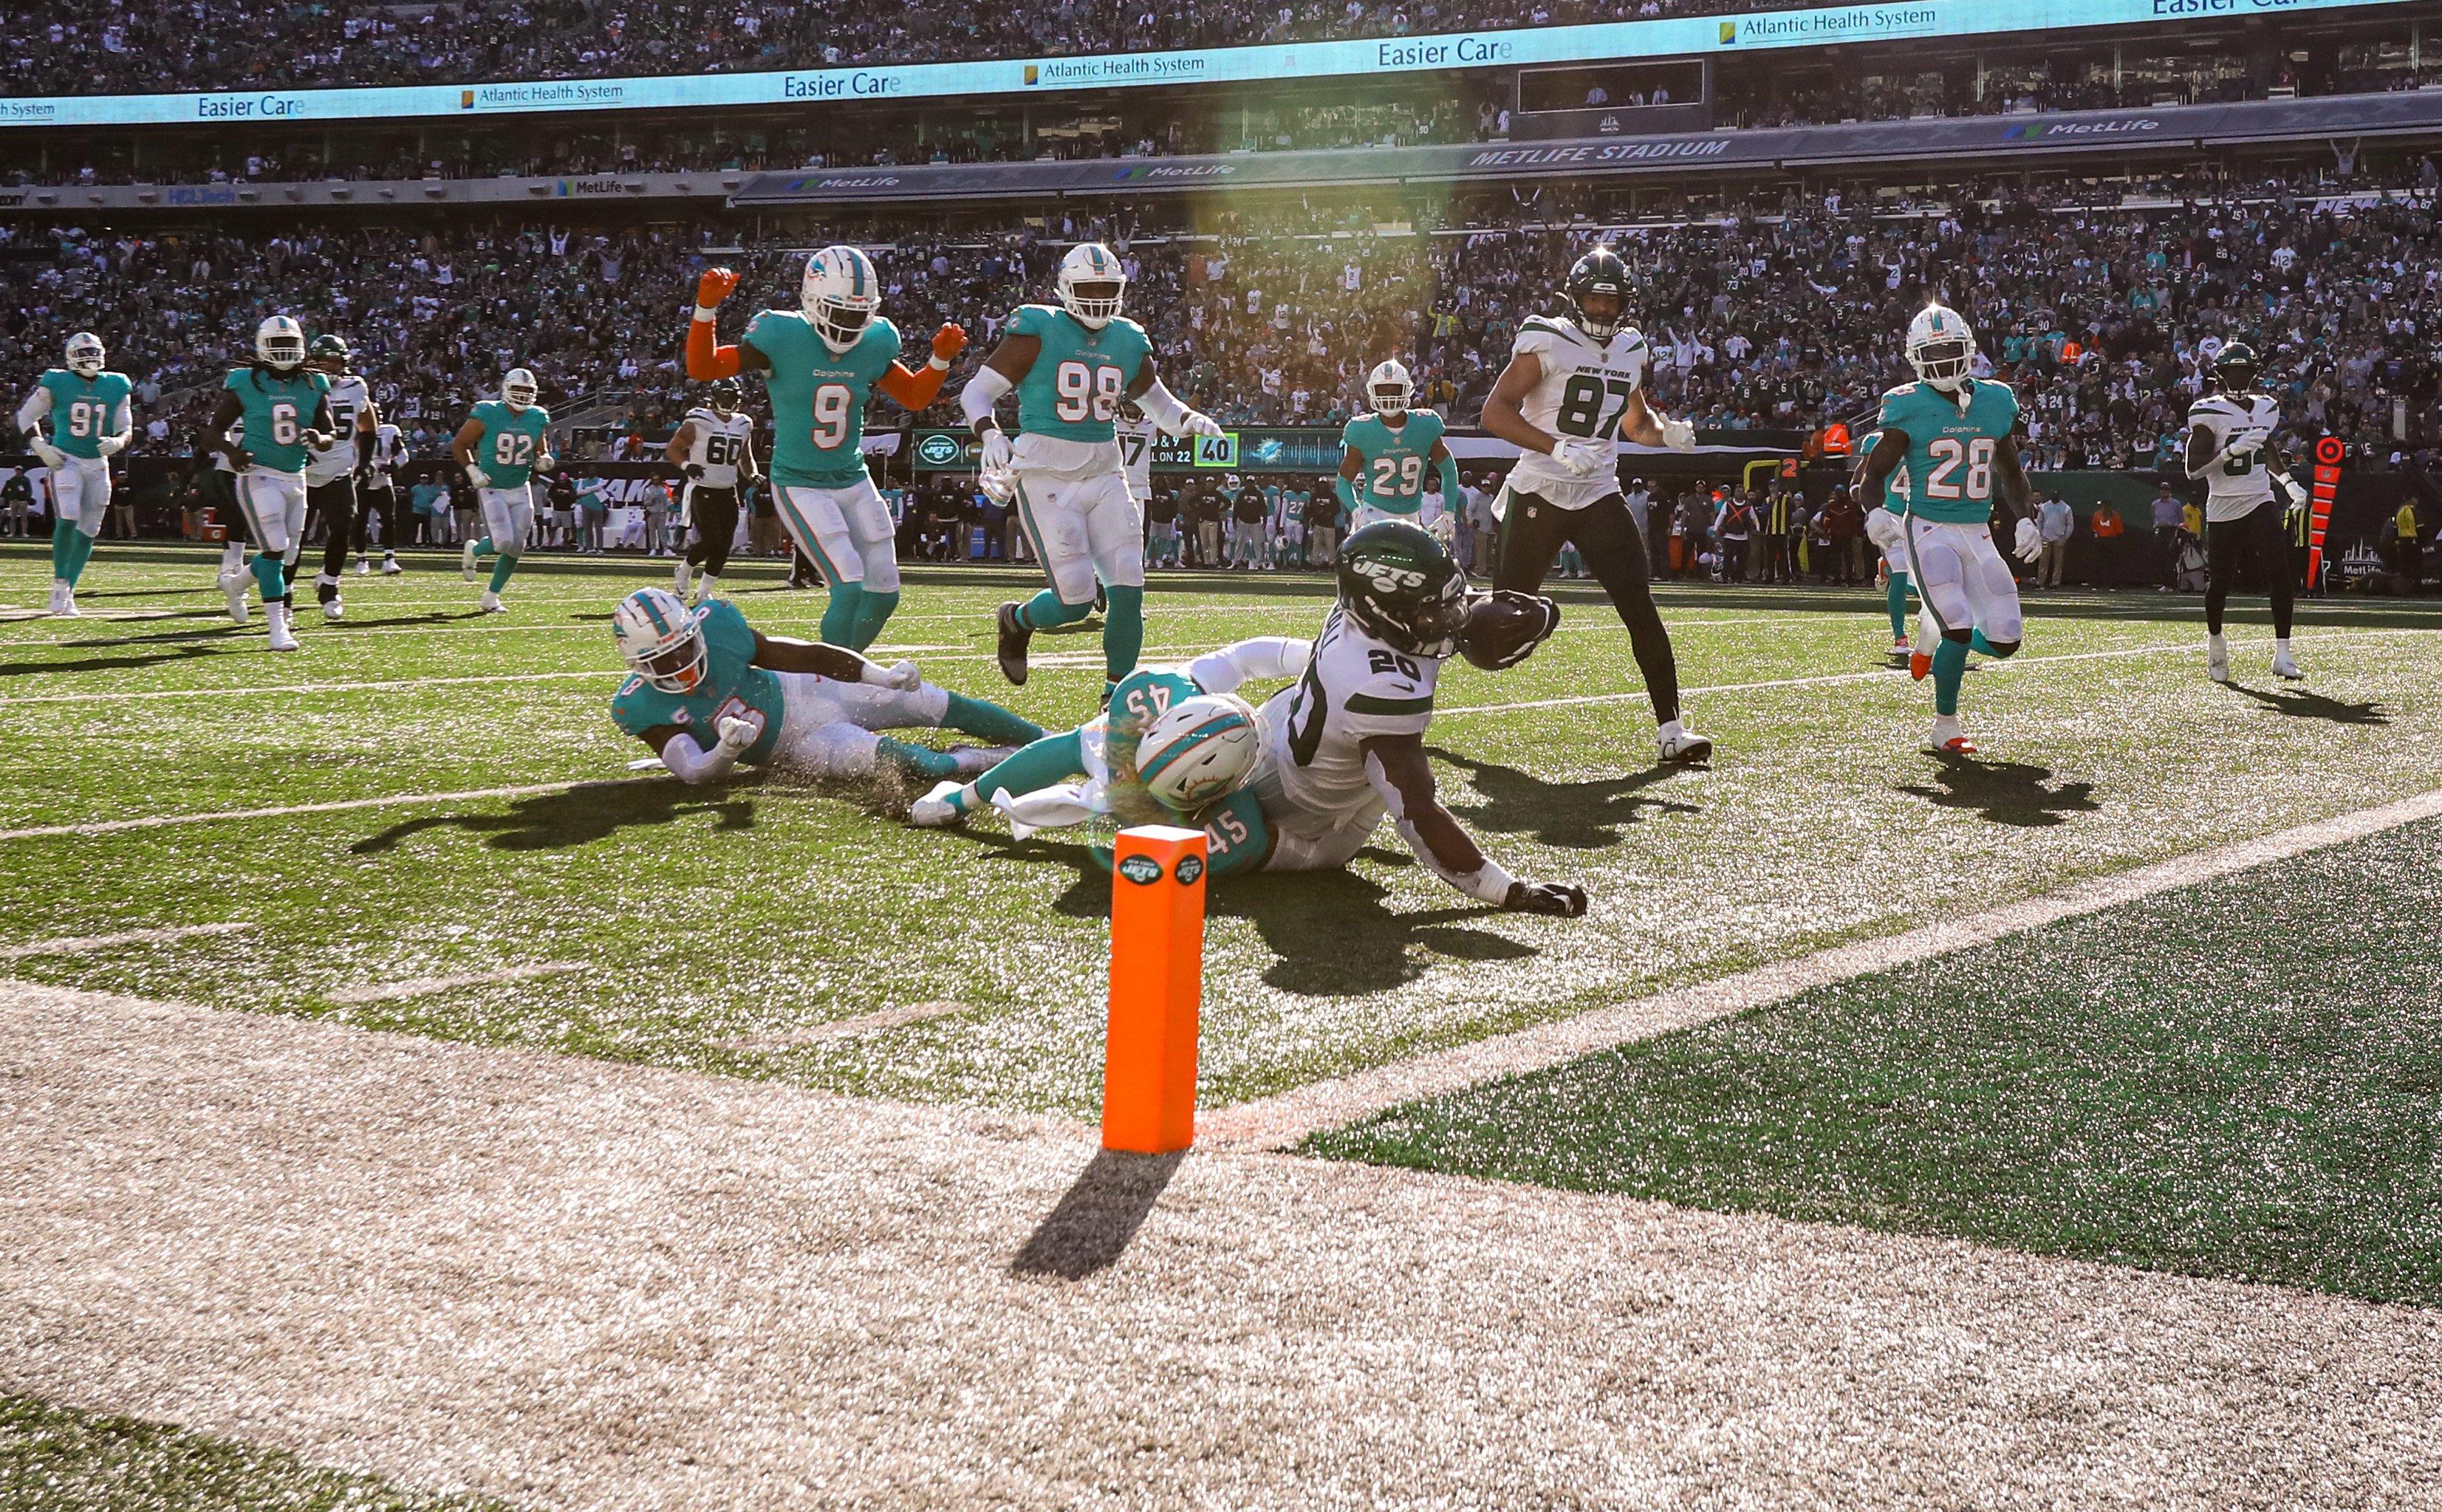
[
  {"xmin": 1897, "ymin": 752, "xmax": 2101, "ymax": 829},
  {"xmin": 2231, "ymin": 685, "xmax": 2390, "ymax": 726},
  {"xmin": 1424, "ymin": 746, "xmax": 1700, "ymax": 849},
  {"xmin": 350, "ymin": 779, "xmax": 758, "ymax": 854},
  {"xmin": 1010, "ymin": 1148, "xmax": 1185, "ymax": 1280},
  {"xmin": 0, "ymin": 643, "xmax": 229, "ymax": 678}
]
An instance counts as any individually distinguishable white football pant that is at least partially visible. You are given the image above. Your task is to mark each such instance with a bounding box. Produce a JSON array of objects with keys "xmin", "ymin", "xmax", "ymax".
[
  {"xmin": 1904, "ymin": 516, "xmax": 2023, "ymax": 645},
  {"xmin": 52, "ymin": 456, "xmax": 111, "ymax": 538},
  {"xmin": 239, "ymin": 468, "xmax": 308, "ymax": 562},
  {"xmin": 1012, "ymin": 466, "xmax": 1143, "ymax": 605},
  {"xmin": 776, "ymin": 477, "xmax": 900, "ymax": 592},
  {"xmin": 479, "ymin": 485, "xmax": 536, "ymax": 553}
]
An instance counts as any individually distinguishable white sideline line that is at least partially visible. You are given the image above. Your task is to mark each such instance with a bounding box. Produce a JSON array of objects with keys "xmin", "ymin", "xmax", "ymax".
[
  {"xmin": 0, "ymin": 671, "xmax": 621, "ymax": 705},
  {"xmin": 0, "ymin": 923, "xmax": 254, "ymax": 959},
  {"xmin": 1439, "ymin": 627, "xmax": 2438, "ymax": 717},
  {"xmin": 1198, "ymin": 786, "xmax": 2442, "ymax": 1152},
  {"xmin": 326, "ymin": 963, "xmax": 584, "ymax": 1005},
  {"xmin": 0, "ymin": 778, "xmax": 661, "ymax": 843},
  {"xmin": 711, "ymin": 999, "xmax": 977, "ymax": 1052}
]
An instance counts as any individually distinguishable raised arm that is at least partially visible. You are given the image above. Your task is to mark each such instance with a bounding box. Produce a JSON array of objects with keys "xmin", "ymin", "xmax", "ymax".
[
  {"xmin": 685, "ymin": 267, "xmax": 772, "ymax": 378},
  {"xmin": 873, "ymin": 323, "xmax": 969, "ymax": 411}
]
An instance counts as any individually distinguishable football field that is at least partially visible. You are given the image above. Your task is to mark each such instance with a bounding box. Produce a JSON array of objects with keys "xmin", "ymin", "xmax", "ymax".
[{"xmin": 4, "ymin": 540, "xmax": 2441, "ymax": 1508}]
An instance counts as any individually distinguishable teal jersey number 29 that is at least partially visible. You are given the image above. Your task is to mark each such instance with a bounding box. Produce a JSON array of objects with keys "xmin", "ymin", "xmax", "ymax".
[
  {"xmin": 1878, "ymin": 378, "xmax": 2020, "ymax": 527},
  {"xmin": 37, "ymin": 369, "xmax": 134, "ymax": 460},
  {"xmin": 1008, "ymin": 304, "xmax": 1152, "ymax": 445},
  {"xmin": 1341, "ymin": 411, "xmax": 1446, "ymax": 512},
  {"xmin": 224, "ymin": 366, "xmax": 331, "ymax": 474},
  {"xmin": 470, "ymin": 400, "xmax": 553, "ymax": 488},
  {"xmin": 747, "ymin": 309, "xmax": 902, "ymax": 490}
]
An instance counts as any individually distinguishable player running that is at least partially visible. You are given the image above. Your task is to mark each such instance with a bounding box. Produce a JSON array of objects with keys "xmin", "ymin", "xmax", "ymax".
[
  {"xmin": 16, "ymin": 332, "xmax": 132, "ymax": 618},
  {"xmin": 196, "ymin": 315, "xmax": 334, "ymax": 651},
  {"xmin": 1335, "ymin": 359, "xmax": 1459, "ymax": 534},
  {"xmin": 453, "ymin": 368, "xmax": 553, "ymax": 613},
  {"xmin": 2184, "ymin": 342, "xmax": 2305, "ymax": 684},
  {"xmin": 1855, "ymin": 304, "xmax": 2045, "ymax": 753},
  {"xmin": 685, "ymin": 247, "xmax": 965, "ymax": 650},
  {"xmin": 960, "ymin": 242, "xmax": 1228, "ymax": 694},
  {"xmin": 303, "ymin": 334, "xmax": 378, "ymax": 622},
  {"xmin": 359, "ymin": 417, "xmax": 406, "ymax": 576},
  {"xmin": 1480, "ymin": 247, "xmax": 1712, "ymax": 764},
  {"xmin": 611, "ymin": 589, "xmax": 1042, "ymax": 787},
  {"xmin": 666, "ymin": 379, "xmax": 761, "ymax": 605},
  {"xmin": 1856, "ymin": 430, "xmax": 1918, "ymax": 663}
]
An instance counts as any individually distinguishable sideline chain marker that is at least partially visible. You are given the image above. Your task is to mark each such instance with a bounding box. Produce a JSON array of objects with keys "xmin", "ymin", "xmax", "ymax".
[{"xmin": 1102, "ymin": 824, "xmax": 1208, "ymax": 1154}]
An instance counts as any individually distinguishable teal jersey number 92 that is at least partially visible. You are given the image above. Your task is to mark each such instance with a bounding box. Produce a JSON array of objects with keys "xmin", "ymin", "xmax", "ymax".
[{"xmin": 471, "ymin": 400, "xmax": 553, "ymax": 488}]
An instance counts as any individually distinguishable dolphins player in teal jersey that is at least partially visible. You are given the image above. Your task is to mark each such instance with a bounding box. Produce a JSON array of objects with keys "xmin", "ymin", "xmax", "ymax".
[
  {"xmin": 196, "ymin": 315, "xmax": 335, "ymax": 651},
  {"xmin": 452, "ymin": 368, "xmax": 553, "ymax": 612},
  {"xmin": 1856, "ymin": 304, "xmax": 2044, "ymax": 753},
  {"xmin": 17, "ymin": 332, "xmax": 133, "ymax": 617},
  {"xmin": 960, "ymin": 242, "xmax": 1228, "ymax": 695},
  {"xmin": 610, "ymin": 588, "xmax": 1042, "ymax": 787},
  {"xmin": 1855, "ymin": 429, "xmax": 1919, "ymax": 663},
  {"xmin": 1335, "ymin": 359, "xmax": 1459, "ymax": 533},
  {"xmin": 685, "ymin": 248, "xmax": 967, "ymax": 649}
]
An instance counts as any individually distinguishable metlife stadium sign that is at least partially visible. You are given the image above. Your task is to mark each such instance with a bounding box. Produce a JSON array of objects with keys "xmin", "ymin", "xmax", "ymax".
[{"xmin": 0, "ymin": 0, "xmax": 2408, "ymax": 130}]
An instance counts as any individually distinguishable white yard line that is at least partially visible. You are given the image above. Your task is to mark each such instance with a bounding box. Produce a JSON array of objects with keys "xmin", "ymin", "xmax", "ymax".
[
  {"xmin": 0, "ymin": 923, "xmax": 253, "ymax": 959},
  {"xmin": 711, "ymin": 999, "xmax": 977, "ymax": 1052},
  {"xmin": 326, "ymin": 964, "xmax": 585, "ymax": 1005},
  {"xmin": 1198, "ymin": 786, "xmax": 2442, "ymax": 1152},
  {"xmin": 0, "ymin": 671, "xmax": 622, "ymax": 705},
  {"xmin": 0, "ymin": 779, "xmax": 660, "ymax": 843}
]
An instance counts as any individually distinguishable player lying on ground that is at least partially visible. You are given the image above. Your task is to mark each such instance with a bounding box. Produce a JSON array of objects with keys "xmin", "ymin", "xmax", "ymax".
[
  {"xmin": 913, "ymin": 522, "xmax": 1585, "ymax": 916},
  {"xmin": 611, "ymin": 589, "xmax": 1045, "ymax": 787},
  {"xmin": 686, "ymin": 248, "xmax": 965, "ymax": 650},
  {"xmin": 1856, "ymin": 303, "xmax": 2044, "ymax": 754},
  {"xmin": 16, "ymin": 331, "xmax": 131, "ymax": 618}
]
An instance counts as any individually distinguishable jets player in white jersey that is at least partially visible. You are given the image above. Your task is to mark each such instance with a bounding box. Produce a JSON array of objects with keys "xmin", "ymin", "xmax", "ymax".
[
  {"xmin": 1115, "ymin": 397, "xmax": 1160, "ymax": 513},
  {"xmin": 2183, "ymin": 343, "xmax": 2304, "ymax": 683},
  {"xmin": 1481, "ymin": 247, "xmax": 1711, "ymax": 764},
  {"xmin": 303, "ymin": 334, "xmax": 378, "ymax": 620},
  {"xmin": 360, "ymin": 418, "xmax": 406, "ymax": 575},
  {"xmin": 665, "ymin": 378, "xmax": 761, "ymax": 604}
]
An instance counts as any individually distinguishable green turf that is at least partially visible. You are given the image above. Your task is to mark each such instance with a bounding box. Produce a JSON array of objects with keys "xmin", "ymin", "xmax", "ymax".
[
  {"xmin": 4, "ymin": 541, "xmax": 2438, "ymax": 1118},
  {"xmin": 0, "ymin": 1394, "xmax": 511, "ymax": 1511},
  {"xmin": 1304, "ymin": 818, "xmax": 2442, "ymax": 1307}
]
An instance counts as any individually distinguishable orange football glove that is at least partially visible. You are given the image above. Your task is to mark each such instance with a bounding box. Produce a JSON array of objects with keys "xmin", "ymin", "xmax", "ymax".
[
  {"xmin": 931, "ymin": 323, "xmax": 969, "ymax": 363},
  {"xmin": 695, "ymin": 267, "xmax": 739, "ymax": 310}
]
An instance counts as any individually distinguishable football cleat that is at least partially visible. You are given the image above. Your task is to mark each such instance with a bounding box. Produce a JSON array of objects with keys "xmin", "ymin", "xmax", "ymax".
[
  {"xmin": 1891, "ymin": 637, "xmax": 1912, "ymax": 661},
  {"xmin": 381, "ymin": 554, "xmax": 402, "ymax": 575},
  {"xmin": 479, "ymin": 590, "xmax": 505, "ymax": 613},
  {"xmin": 218, "ymin": 567, "xmax": 251, "ymax": 625},
  {"xmin": 1909, "ymin": 649, "xmax": 1932, "ymax": 680},
  {"xmin": 266, "ymin": 603, "xmax": 301, "ymax": 652},
  {"xmin": 2272, "ymin": 646, "xmax": 2304, "ymax": 681},
  {"xmin": 323, "ymin": 598, "xmax": 344, "ymax": 622},
  {"xmin": 909, "ymin": 779, "xmax": 967, "ymax": 828},
  {"xmin": 994, "ymin": 601, "xmax": 1033, "ymax": 686},
  {"xmin": 673, "ymin": 559, "xmax": 693, "ymax": 597},
  {"xmin": 2207, "ymin": 636, "xmax": 2231, "ymax": 684},
  {"xmin": 1656, "ymin": 722, "xmax": 1713, "ymax": 764},
  {"xmin": 946, "ymin": 746, "xmax": 1013, "ymax": 779},
  {"xmin": 1929, "ymin": 714, "xmax": 1975, "ymax": 753},
  {"xmin": 460, "ymin": 539, "xmax": 479, "ymax": 581},
  {"xmin": 356, "ymin": 558, "xmax": 372, "ymax": 575},
  {"xmin": 48, "ymin": 579, "xmax": 73, "ymax": 617}
]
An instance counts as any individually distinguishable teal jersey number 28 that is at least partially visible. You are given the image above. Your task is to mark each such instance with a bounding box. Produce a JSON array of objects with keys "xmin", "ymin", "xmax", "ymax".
[{"xmin": 1877, "ymin": 378, "xmax": 2020, "ymax": 527}]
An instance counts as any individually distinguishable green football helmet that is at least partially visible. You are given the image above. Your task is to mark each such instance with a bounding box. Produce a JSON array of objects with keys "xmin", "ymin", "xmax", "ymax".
[
  {"xmin": 308, "ymin": 333, "xmax": 353, "ymax": 372},
  {"xmin": 1336, "ymin": 520, "xmax": 1467, "ymax": 660},
  {"xmin": 2213, "ymin": 341, "xmax": 2260, "ymax": 392}
]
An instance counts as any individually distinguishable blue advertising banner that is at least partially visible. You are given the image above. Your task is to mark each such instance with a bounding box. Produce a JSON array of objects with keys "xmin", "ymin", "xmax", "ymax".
[{"xmin": 0, "ymin": 0, "xmax": 2409, "ymax": 131}]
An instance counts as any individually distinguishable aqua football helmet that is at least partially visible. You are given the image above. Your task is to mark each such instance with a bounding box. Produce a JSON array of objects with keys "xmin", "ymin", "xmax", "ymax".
[
  {"xmin": 612, "ymin": 587, "xmax": 708, "ymax": 694},
  {"xmin": 1367, "ymin": 358, "xmax": 1415, "ymax": 417},
  {"xmin": 1056, "ymin": 242, "xmax": 1126, "ymax": 329},
  {"xmin": 64, "ymin": 332, "xmax": 106, "ymax": 378},
  {"xmin": 501, "ymin": 367, "xmax": 539, "ymax": 412},
  {"xmin": 1134, "ymin": 691, "xmax": 1262, "ymax": 810},
  {"xmin": 256, "ymin": 315, "xmax": 307, "ymax": 372},
  {"xmin": 802, "ymin": 244, "xmax": 880, "ymax": 354},
  {"xmin": 1906, "ymin": 304, "xmax": 1976, "ymax": 393}
]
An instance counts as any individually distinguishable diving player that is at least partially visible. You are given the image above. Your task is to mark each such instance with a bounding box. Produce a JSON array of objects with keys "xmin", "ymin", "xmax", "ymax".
[
  {"xmin": 1856, "ymin": 431, "xmax": 1918, "ymax": 663},
  {"xmin": 960, "ymin": 242, "xmax": 1228, "ymax": 693},
  {"xmin": 2185, "ymin": 342, "xmax": 2305, "ymax": 683},
  {"xmin": 1855, "ymin": 304, "xmax": 2045, "ymax": 753},
  {"xmin": 1335, "ymin": 359, "xmax": 1459, "ymax": 533},
  {"xmin": 17, "ymin": 332, "xmax": 131, "ymax": 618},
  {"xmin": 453, "ymin": 368, "xmax": 553, "ymax": 612},
  {"xmin": 666, "ymin": 378, "xmax": 760, "ymax": 605},
  {"xmin": 610, "ymin": 588, "xmax": 1044, "ymax": 787},
  {"xmin": 304, "ymin": 334, "xmax": 377, "ymax": 621},
  {"xmin": 1480, "ymin": 247, "xmax": 1712, "ymax": 764},
  {"xmin": 685, "ymin": 247, "xmax": 966, "ymax": 649},
  {"xmin": 196, "ymin": 315, "xmax": 334, "ymax": 651}
]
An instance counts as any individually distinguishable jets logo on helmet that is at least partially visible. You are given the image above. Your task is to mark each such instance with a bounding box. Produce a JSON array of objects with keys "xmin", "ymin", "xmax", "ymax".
[
  {"xmin": 1566, "ymin": 247, "xmax": 1632, "ymax": 341},
  {"xmin": 501, "ymin": 367, "xmax": 539, "ymax": 411},
  {"xmin": 705, "ymin": 377, "xmax": 743, "ymax": 411},
  {"xmin": 64, "ymin": 332, "xmax": 106, "ymax": 378},
  {"xmin": 256, "ymin": 315, "xmax": 307, "ymax": 372},
  {"xmin": 1336, "ymin": 520, "xmax": 1467, "ymax": 660},
  {"xmin": 1906, "ymin": 304, "xmax": 1976, "ymax": 394},
  {"xmin": 612, "ymin": 587, "xmax": 709, "ymax": 694},
  {"xmin": 2213, "ymin": 341, "xmax": 2262, "ymax": 392},
  {"xmin": 802, "ymin": 244, "xmax": 880, "ymax": 355},
  {"xmin": 1367, "ymin": 358, "xmax": 1414, "ymax": 417},
  {"xmin": 307, "ymin": 333, "xmax": 352, "ymax": 372},
  {"xmin": 1057, "ymin": 242, "xmax": 1126, "ymax": 329},
  {"xmin": 1458, "ymin": 589, "xmax": 1562, "ymax": 671},
  {"xmin": 1133, "ymin": 692, "xmax": 1262, "ymax": 810}
]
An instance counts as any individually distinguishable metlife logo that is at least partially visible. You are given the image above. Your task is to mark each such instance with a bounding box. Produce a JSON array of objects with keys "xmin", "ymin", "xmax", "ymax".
[{"xmin": 2003, "ymin": 117, "xmax": 2162, "ymax": 138}]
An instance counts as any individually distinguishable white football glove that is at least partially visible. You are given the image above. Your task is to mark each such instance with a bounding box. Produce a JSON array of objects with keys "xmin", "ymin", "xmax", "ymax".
[
  {"xmin": 715, "ymin": 711, "xmax": 765, "ymax": 753},
  {"xmin": 881, "ymin": 658, "xmax": 921, "ymax": 692},
  {"xmin": 462, "ymin": 464, "xmax": 493, "ymax": 488},
  {"xmin": 536, "ymin": 452, "xmax": 557, "ymax": 475},
  {"xmin": 978, "ymin": 426, "xmax": 1013, "ymax": 473},
  {"xmin": 1180, "ymin": 411, "xmax": 1226, "ymax": 439},
  {"xmin": 29, "ymin": 438, "xmax": 66, "ymax": 471},
  {"xmin": 979, "ymin": 464, "xmax": 1017, "ymax": 504},
  {"xmin": 1864, "ymin": 507, "xmax": 1905, "ymax": 552},
  {"xmin": 1547, "ymin": 437, "xmax": 1606, "ymax": 478},
  {"xmin": 1657, "ymin": 416, "xmax": 1697, "ymax": 453},
  {"xmin": 2012, "ymin": 516, "xmax": 2044, "ymax": 564},
  {"xmin": 95, "ymin": 434, "xmax": 128, "ymax": 458}
]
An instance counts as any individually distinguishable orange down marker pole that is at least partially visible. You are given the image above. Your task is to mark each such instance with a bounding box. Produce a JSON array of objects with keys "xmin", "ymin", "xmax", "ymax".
[{"xmin": 1102, "ymin": 824, "xmax": 1209, "ymax": 1154}]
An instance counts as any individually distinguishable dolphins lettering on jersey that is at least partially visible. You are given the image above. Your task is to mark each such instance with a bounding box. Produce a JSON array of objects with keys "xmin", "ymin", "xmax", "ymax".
[
  {"xmin": 224, "ymin": 366, "xmax": 332, "ymax": 474},
  {"xmin": 1877, "ymin": 378, "xmax": 2020, "ymax": 527},
  {"xmin": 1343, "ymin": 411, "xmax": 1447, "ymax": 512},
  {"xmin": 1009, "ymin": 304, "xmax": 1153, "ymax": 445},
  {"xmin": 470, "ymin": 399, "xmax": 552, "ymax": 488},
  {"xmin": 746, "ymin": 309, "xmax": 900, "ymax": 488},
  {"xmin": 610, "ymin": 601, "xmax": 786, "ymax": 764},
  {"xmin": 34, "ymin": 370, "xmax": 134, "ymax": 460}
]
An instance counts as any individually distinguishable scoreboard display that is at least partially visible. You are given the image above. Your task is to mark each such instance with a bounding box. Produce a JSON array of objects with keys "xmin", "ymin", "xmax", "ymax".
[{"xmin": 913, "ymin": 427, "xmax": 1346, "ymax": 475}]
